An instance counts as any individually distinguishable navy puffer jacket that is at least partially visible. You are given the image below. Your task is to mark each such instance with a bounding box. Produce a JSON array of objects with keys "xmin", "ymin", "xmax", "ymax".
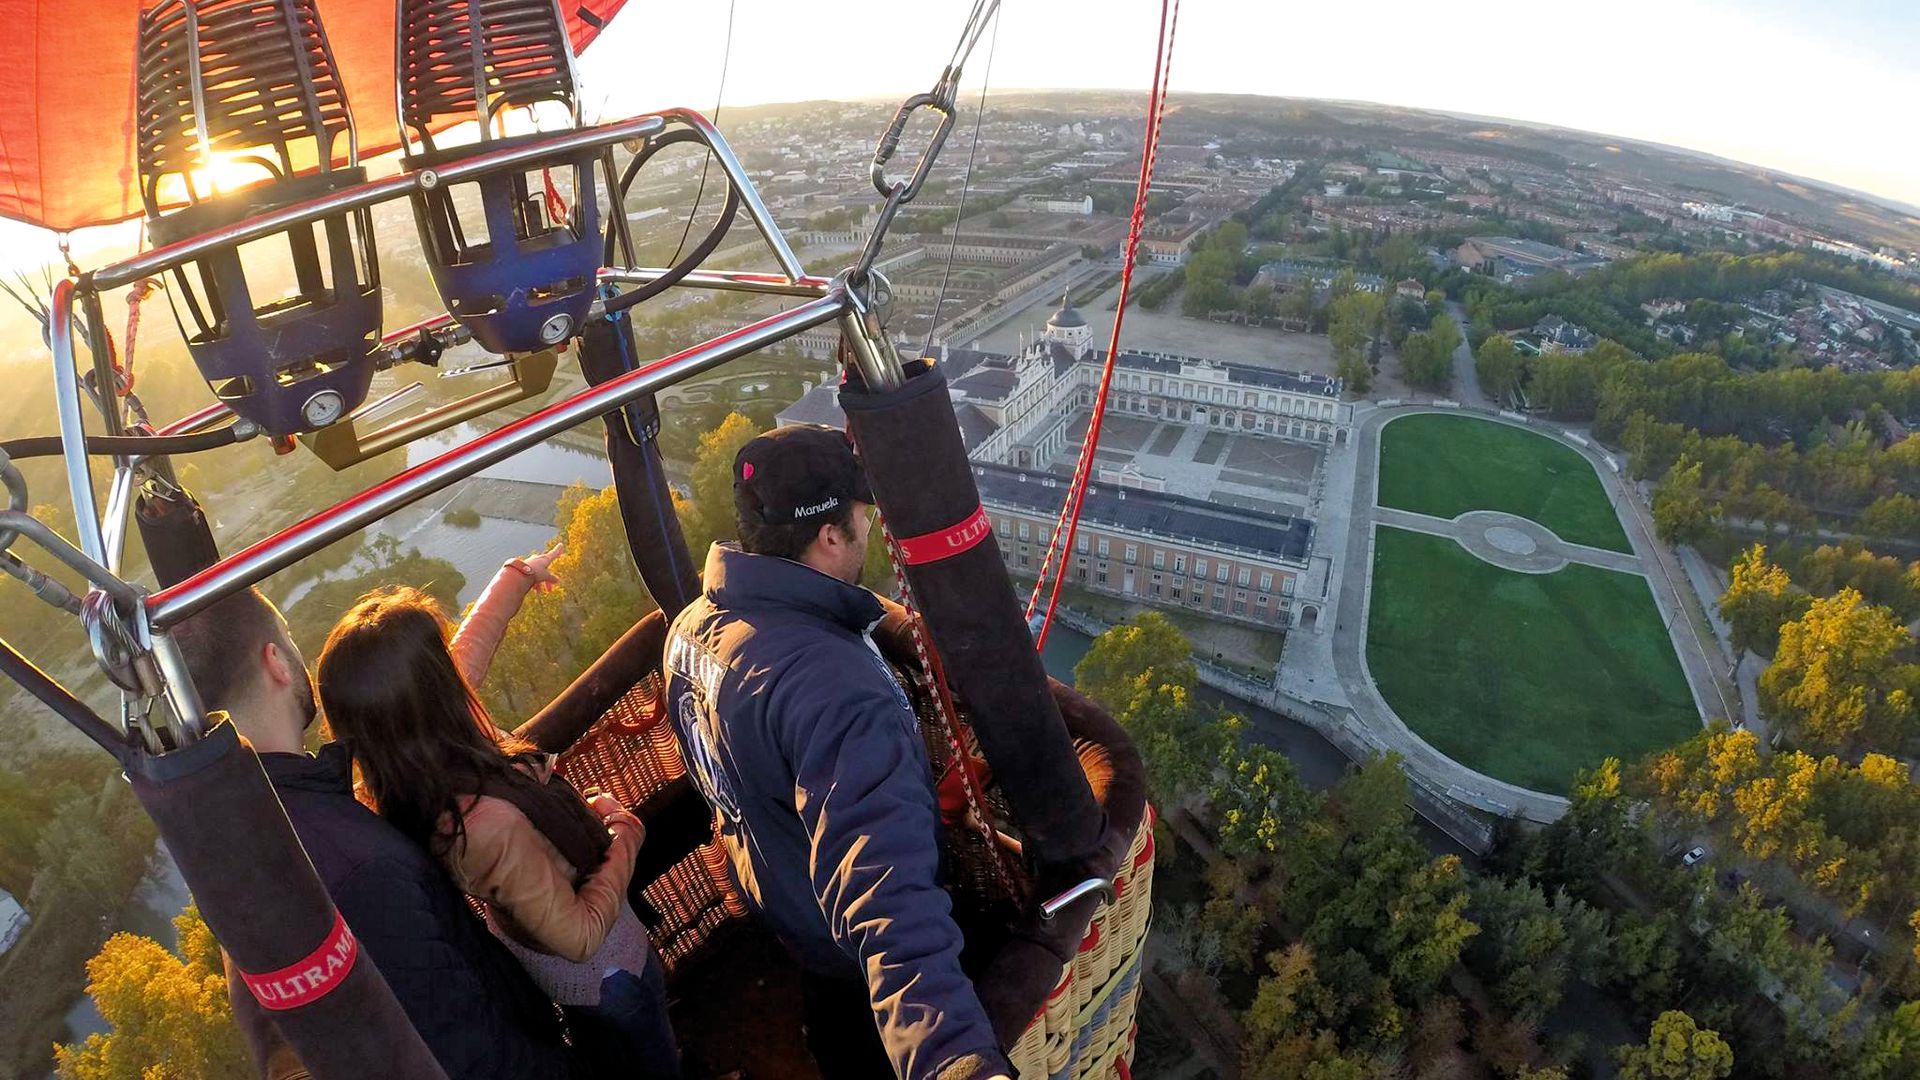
[
  {"xmin": 664, "ymin": 543, "xmax": 1009, "ymax": 1080},
  {"xmin": 226, "ymin": 743, "xmax": 575, "ymax": 1080}
]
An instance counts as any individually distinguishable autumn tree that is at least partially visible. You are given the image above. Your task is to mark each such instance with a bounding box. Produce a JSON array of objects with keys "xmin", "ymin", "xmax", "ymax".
[
  {"xmin": 1210, "ymin": 741, "xmax": 1322, "ymax": 862},
  {"xmin": 681, "ymin": 411, "xmax": 761, "ymax": 557},
  {"xmin": 1652, "ymin": 457, "xmax": 1720, "ymax": 546},
  {"xmin": 53, "ymin": 906, "xmax": 249, "ymax": 1080},
  {"xmin": 1760, "ymin": 587, "xmax": 1917, "ymax": 751},
  {"xmin": 1076, "ymin": 613, "xmax": 1231, "ymax": 805},
  {"xmin": 1531, "ymin": 757, "xmax": 1644, "ymax": 893},
  {"xmin": 1718, "ymin": 545, "xmax": 1808, "ymax": 661},
  {"xmin": 477, "ymin": 483, "xmax": 653, "ymax": 723},
  {"xmin": 1613, "ymin": 1011, "xmax": 1733, "ymax": 1080}
]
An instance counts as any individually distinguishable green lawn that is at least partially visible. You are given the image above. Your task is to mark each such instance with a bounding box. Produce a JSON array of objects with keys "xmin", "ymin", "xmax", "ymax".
[
  {"xmin": 1366, "ymin": 527, "xmax": 1698, "ymax": 795},
  {"xmin": 1376, "ymin": 413, "xmax": 1632, "ymax": 553}
]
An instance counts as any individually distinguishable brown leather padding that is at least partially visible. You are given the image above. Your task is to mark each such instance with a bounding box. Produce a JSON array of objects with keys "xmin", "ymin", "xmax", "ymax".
[{"xmin": 518, "ymin": 608, "xmax": 667, "ymax": 754}]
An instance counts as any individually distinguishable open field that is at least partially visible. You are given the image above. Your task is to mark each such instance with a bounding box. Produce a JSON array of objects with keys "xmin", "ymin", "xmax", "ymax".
[
  {"xmin": 1365, "ymin": 527, "xmax": 1697, "ymax": 795},
  {"xmin": 1376, "ymin": 413, "xmax": 1631, "ymax": 553}
]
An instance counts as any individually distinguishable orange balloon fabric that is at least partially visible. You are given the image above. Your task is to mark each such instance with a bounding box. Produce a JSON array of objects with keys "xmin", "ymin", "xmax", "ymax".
[{"xmin": 0, "ymin": 0, "xmax": 627, "ymax": 231}]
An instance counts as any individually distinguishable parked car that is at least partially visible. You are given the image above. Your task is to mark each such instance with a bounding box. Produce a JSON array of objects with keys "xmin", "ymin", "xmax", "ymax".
[{"xmin": 1681, "ymin": 846, "xmax": 1708, "ymax": 867}]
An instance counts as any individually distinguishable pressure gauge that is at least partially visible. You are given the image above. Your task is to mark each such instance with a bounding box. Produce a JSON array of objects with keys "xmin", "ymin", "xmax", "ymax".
[{"xmin": 301, "ymin": 389, "xmax": 347, "ymax": 429}]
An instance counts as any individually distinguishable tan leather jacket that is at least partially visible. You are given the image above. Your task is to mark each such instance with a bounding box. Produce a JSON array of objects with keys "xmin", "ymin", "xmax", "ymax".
[{"xmin": 442, "ymin": 784, "xmax": 641, "ymax": 964}]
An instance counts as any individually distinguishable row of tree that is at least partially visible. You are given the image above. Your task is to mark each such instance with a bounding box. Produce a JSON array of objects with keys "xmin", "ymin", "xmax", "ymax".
[
  {"xmin": 1457, "ymin": 250, "xmax": 1920, "ymax": 366},
  {"xmin": 1075, "ymin": 613, "xmax": 1827, "ymax": 1079}
]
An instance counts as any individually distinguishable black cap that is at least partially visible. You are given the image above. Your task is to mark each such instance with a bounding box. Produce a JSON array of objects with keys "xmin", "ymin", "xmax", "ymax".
[{"xmin": 733, "ymin": 424, "xmax": 874, "ymax": 526}]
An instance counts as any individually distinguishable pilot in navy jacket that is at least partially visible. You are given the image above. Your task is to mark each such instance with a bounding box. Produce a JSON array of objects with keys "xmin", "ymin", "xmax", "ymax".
[{"xmin": 663, "ymin": 424, "xmax": 1008, "ymax": 1080}]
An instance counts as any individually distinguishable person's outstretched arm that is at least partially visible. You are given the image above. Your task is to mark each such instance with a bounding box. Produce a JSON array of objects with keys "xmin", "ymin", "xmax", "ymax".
[
  {"xmin": 450, "ymin": 543, "xmax": 563, "ymax": 688},
  {"xmin": 783, "ymin": 669, "xmax": 1012, "ymax": 1080}
]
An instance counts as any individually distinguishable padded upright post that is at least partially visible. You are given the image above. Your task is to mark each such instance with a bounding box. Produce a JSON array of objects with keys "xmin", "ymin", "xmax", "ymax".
[
  {"xmin": 840, "ymin": 362, "xmax": 1106, "ymax": 883},
  {"xmin": 576, "ymin": 308, "xmax": 702, "ymax": 616},
  {"xmin": 126, "ymin": 722, "xmax": 446, "ymax": 1080}
]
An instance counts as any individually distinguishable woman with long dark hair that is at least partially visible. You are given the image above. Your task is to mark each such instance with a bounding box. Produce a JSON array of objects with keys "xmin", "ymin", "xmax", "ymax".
[{"xmin": 317, "ymin": 550, "xmax": 680, "ymax": 1079}]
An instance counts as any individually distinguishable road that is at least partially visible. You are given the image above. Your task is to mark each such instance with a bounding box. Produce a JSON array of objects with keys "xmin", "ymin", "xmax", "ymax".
[{"xmin": 1443, "ymin": 302, "xmax": 1489, "ymax": 408}]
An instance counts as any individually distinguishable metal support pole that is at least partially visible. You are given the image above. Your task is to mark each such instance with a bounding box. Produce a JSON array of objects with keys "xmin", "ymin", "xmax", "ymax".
[
  {"xmin": 49, "ymin": 279, "xmax": 108, "ymax": 565},
  {"xmin": 149, "ymin": 294, "xmax": 849, "ymax": 626},
  {"xmin": 664, "ymin": 109, "xmax": 805, "ymax": 281}
]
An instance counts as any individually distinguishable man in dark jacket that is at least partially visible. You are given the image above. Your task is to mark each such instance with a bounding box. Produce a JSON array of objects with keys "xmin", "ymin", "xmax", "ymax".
[
  {"xmin": 664, "ymin": 424, "xmax": 1011, "ymax": 1080},
  {"xmin": 172, "ymin": 587, "xmax": 574, "ymax": 1080}
]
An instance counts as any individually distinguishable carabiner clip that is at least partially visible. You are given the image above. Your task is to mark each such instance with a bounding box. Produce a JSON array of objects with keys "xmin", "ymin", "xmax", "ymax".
[{"xmin": 869, "ymin": 91, "xmax": 957, "ymax": 204}]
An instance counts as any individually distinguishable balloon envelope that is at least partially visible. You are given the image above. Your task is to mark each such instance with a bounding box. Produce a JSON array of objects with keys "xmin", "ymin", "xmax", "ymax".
[{"xmin": 0, "ymin": 0, "xmax": 627, "ymax": 231}]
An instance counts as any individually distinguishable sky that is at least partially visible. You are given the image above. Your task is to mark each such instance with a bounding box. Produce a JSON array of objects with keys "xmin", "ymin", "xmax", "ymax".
[
  {"xmin": 576, "ymin": 0, "xmax": 1920, "ymax": 212},
  {"xmin": 4, "ymin": 0, "xmax": 1915, "ymax": 268}
]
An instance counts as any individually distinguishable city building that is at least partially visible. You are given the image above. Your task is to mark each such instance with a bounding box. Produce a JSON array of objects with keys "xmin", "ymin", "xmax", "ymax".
[
  {"xmin": 977, "ymin": 461, "xmax": 1316, "ymax": 629},
  {"xmin": 1532, "ymin": 315, "xmax": 1596, "ymax": 353},
  {"xmin": 776, "ymin": 299, "xmax": 1341, "ymax": 629},
  {"xmin": 1451, "ymin": 235, "xmax": 1606, "ymax": 280}
]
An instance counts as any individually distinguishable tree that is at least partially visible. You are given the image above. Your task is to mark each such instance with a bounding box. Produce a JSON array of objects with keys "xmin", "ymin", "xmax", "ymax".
[
  {"xmin": 1399, "ymin": 329, "xmax": 1453, "ymax": 393},
  {"xmin": 1855, "ymin": 1000, "xmax": 1920, "ymax": 1080},
  {"xmin": 1861, "ymin": 493, "xmax": 1920, "ymax": 541},
  {"xmin": 1076, "ymin": 614, "xmax": 1230, "ymax": 804},
  {"xmin": 53, "ymin": 906, "xmax": 249, "ymax": 1080},
  {"xmin": 478, "ymin": 483, "xmax": 654, "ymax": 723},
  {"xmin": 283, "ymin": 534, "xmax": 466, "ymax": 655},
  {"xmin": 1211, "ymin": 741, "xmax": 1321, "ymax": 861},
  {"xmin": 1718, "ymin": 545, "xmax": 1808, "ymax": 660},
  {"xmin": 1330, "ymin": 292, "xmax": 1386, "ymax": 386},
  {"xmin": 1760, "ymin": 588, "xmax": 1917, "ymax": 750},
  {"xmin": 1475, "ymin": 334, "xmax": 1524, "ymax": 404},
  {"xmin": 1651, "ymin": 457, "xmax": 1719, "ymax": 546},
  {"xmin": 1075, "ymin": 611, "xmax": 1195, "ymax": 709},
  {"xmin": 1335, "ymin": 353, "xmax": 1373, "ymax": 395},
  {"xmin": 682, "ymin": 411, "xmax": 761, "ymax": 557},
  {"xmin": 1613, "ymin": 1011, "xmax": 1733, "ymax": 1080},
  {"xmin": 1331, "ymin": 754, "xmax": 1413, "ymax": 839}
]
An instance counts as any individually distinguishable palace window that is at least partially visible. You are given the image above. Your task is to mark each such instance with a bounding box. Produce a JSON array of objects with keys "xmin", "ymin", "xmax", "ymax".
[
  {"xmin": 1124, "ymin": 544, "xmax": 1137, "ymax": 565},
  {"xmin": 1216, "ymin": 564, "xmax": 1230, "ymax": 583},
  {"xmin": 999, "ymin": 519, "xmax": 1010, "ymax": 537},
  {"xmin": 1076, "ymin": 535, "xmax": 1088, "ymax": 553},
  {"xmin": 1152, "ymin": 551, "xmax": 1165, "ymax": 570},
  {"xmin": 1018, "ymin": 521, "xmax": 1030, "ymax": 541},
  {"xmin": 1096, "ymin": 570, "xmax": 1108, "ymax": 585},
  {"xmin": 1259, "ymin": 572, "xmax": 1274, "ymax": 592},
  {"xmin": 1173, "ymin": 555, "xmax": 1187, "ymax": 575},
  {"xmin": 1238, "ymin": 568, "xmax": 1251, "ymax": 587},
  {"xmin": 1283, "ymin": 578, "xmax": 1296, "ymax": 596},
  {"xmin": 1233, "ymin": 600, "xmax": 1246, "ymax": 615},
  {"xmin": 1193, "ymin": 558, "xmax": 1207, "ymax": 579},
  {"xmin": 1097, "ymin": 538, "xmax": 1110, "ymax": 558}
]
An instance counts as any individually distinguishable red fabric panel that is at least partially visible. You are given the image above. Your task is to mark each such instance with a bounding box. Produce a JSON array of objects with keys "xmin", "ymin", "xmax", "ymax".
[{"xmin": 0, "ymin": 0, "xmax": 627, "ymax": 232}]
